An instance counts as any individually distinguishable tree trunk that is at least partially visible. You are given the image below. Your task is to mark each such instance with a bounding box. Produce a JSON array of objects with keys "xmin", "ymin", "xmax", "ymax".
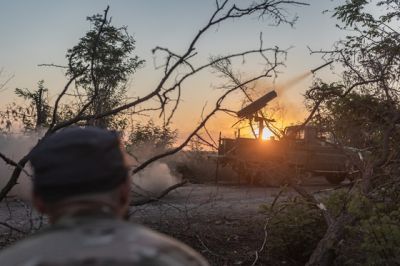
[{"xmin": 306, "ymin": 213, "xmax": 355, "ymax": 266}]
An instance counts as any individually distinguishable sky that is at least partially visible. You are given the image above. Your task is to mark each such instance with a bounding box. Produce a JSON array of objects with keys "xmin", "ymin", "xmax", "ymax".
[{"xmin": 0, "ymin": 0, "xmax": 346, "ymax": 139}]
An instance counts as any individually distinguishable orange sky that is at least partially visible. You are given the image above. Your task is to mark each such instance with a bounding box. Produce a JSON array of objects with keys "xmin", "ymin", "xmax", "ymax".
[
  {"xmin": 186, "ymin": 71, "xmax": 313, "ymax": 143},
  {"xmin": 0, "ymin": 1, "xmax": 344, "ymax": 145}
]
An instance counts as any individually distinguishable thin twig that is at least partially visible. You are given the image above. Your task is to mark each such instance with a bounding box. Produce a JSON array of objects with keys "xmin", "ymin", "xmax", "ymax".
[
  {"xmin": 0, "ymin": 221, "xmax": 27, "ymax": 234},
  {"xmin": 0, "ymin": 152, "xmax": 32, "ymax": 177},
  {"xmin": 130, "ymin": 180, "xmax": 188, "ymax": 206}
]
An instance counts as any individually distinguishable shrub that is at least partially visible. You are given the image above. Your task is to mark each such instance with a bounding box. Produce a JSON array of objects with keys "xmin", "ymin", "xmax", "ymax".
[
  {"xmin": 261, "ymin": 185, "xmax": 400, "ymax": 265},
  {"xmin": 261, "ymin": 196, "xmax": 327, "ymax": 264}
]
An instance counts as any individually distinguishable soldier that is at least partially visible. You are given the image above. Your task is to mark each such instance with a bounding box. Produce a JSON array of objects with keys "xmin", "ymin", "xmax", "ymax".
[{"xmin": 0, "ymin": 127, "xmax": 209, "ymax": 266}]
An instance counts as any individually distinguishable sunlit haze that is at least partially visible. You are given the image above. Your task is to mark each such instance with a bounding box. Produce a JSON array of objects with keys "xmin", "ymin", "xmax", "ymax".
[{"xmin": 0, "ymin": 0, "xmax": 345, "ymax": 141}]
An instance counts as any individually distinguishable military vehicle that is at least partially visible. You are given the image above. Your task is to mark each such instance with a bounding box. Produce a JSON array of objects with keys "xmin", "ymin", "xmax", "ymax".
[{"xmin": 217, "ymin": 88, "xmax": 361, "ymax": 185}]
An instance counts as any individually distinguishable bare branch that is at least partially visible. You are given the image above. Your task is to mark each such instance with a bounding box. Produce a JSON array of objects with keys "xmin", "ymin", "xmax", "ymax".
[
  {"xmin": 48, "ymin": 69, "xmax": 87, "ymax": 130},
  {"xmin": 194, "ymin": 133, "xmax": 219, "ymax": 150},
  {"xmin": 0, "ymin": 152, "xmax": 32, "ymax": 177},
  {"xmin": 37, "ymin": 63, "xmax": 68, "ymax": 69},
  {"xmin": 0, "ymin": 221, "xmax": 27, "ymax": 234},
  {"xmin": 0, "ymin": 71, "xmax": 14, "ymax": 92},
  {"xmin": 0, "ymin": 154, "xmax": 30, "ymax": 201},
  {"xmin": 130, "ymin": 180, "xmax": 188, "ymax": 206}
]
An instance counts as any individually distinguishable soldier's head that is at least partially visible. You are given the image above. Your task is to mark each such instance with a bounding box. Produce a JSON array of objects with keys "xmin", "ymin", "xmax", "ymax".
[{"xmin": 29, "ymin": 127, "xmax": 132, "ymax": 223}]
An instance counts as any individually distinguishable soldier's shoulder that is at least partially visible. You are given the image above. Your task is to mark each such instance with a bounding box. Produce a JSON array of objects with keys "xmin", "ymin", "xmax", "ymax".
[
  {"xmin": 0, "ymin": 220, "xmax": 209, "ymax": 266},
  {"xmin": 117, "ymin": 221, "xmax": 209, "ymax": 265}
]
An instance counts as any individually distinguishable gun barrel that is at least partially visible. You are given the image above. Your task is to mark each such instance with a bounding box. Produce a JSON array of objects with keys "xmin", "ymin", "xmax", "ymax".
[
  {"xmin": 237, "ymin": 90, "xmax": 277, "ymax": 118},
  {"xmin": 311, "ymin": 60, "xmax": 333, "ymax": 74}
]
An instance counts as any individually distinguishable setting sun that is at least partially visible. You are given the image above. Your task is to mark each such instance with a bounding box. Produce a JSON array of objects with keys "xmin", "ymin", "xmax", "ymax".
[{"xmin": 262, "ymin": 128, "xmax": 274, "ymax": 140}]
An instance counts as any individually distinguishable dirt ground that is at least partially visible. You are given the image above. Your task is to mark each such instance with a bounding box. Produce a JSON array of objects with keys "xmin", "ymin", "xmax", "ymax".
[
  {"xmin": 130, "ymin": 177, "xmax": 333, "ymax": 265},
  {"xmin": 0, "ymin": 177, "xmax": 334, "ymax": 266}
]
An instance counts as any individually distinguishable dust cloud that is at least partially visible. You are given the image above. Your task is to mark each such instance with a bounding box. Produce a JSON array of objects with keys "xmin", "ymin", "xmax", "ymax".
[
  {"xmin": 0, "ymin": 131, "xmax": 181, "ymax": 201},
  {"xmin": 131, "ymin": 162, "xmax": 179, "ymax": 196},
  {"xmin": 0, "ymin": 132, "xmax": 41, "ymax": 200},
  {"xmin": 127, "ymin": 143, "xmax": 181, "ymax": 196}
]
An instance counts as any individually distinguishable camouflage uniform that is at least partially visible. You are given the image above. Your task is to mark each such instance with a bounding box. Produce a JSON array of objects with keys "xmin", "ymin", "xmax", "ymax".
[{"xmin": 0, "ymin": 210, "xmax": 209, "ymax": 266}]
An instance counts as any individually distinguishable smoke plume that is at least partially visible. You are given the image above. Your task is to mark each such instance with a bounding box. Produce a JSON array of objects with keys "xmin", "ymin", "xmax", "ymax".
[{"xmin": 278, "ymin": 71, "xmax": 313, "ymax": 91}]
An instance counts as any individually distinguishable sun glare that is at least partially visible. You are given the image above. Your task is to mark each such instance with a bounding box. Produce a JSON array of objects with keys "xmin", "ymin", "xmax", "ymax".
[
  {"xmin": 262, "ymin": 128, "xmax": 274, "ymax": 141},
  {"xmin": 237, "ymin": 126, "xmax": 277, "ymax": 140}
]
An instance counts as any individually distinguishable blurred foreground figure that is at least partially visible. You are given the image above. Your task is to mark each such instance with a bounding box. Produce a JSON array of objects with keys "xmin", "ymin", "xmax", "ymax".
[{"xmin": 0, "ymin": 127, "xmax": 208, "ymax": 266}]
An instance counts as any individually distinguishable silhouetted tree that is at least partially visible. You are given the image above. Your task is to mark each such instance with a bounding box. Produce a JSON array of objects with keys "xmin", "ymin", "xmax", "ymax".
[
  {"xmin": 0, "ymin": 80, "xmax": 51, "ymax": 131},
  {"xmin": 15, "ymin": 80, "xmax": 50, "ymax": 129},
  {"xmin": 66, "ymin": 11, "xmax": 144, "ymax": 128}
]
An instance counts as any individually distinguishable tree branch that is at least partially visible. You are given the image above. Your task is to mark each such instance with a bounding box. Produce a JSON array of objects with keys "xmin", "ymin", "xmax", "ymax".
[
  {"xmin": 0, "ymin": 152, "xmax": 32, "ymax": 177},
  {"xmin": 130, "ymin": 180, "xmax": 188, "ymax": 206}
]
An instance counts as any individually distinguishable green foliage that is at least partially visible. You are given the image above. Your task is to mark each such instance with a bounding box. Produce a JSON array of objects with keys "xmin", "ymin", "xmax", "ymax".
[
  {"xmin": 305, "ymin": 0, "xmax": 400, "ymax": 152},
  {"xmin": 323, "ymin": 189, "xmax": 349, "ymax": 217},
  {"xmin": 261, "ymin": 197, "xmax": 327, "ymax": 264},
  {"xmin": 324, "ymin": 93, "xmax": 391, "ymax": 148},
  {"xmin": 334, "ymin": 0, "xmax": 400, "ymax": 27},
  {"xmin": 324, "ymin": 187, "xmax": 400, "ymax": 265},
  {"xmin": 333, "ymin": 0, "xmax": 371, "ymax": 27},
  {"xmin": 15, "ymin": 80, "xmax": 50, "ymax": 129},
  {"xmin": 336, "ymin": 189, "xmax": 400, "ymax": 265},
  {"xmin": 66, "ymin": 10, "xmax": 144, "ymax": 128},
  {"xmin": 305, "ymin": 81, "xmax": 398, "ymax": 149},
  {"xmin": 259, "ymin": 185, "xmax": 400, "ymax": 265},
  {"xmin": 67, "ymin": 13, "xmax": 144, "ymax": 87},
  {"xmin": 357, "ymin": 210, "xmax": 400, "ymax": 265},
  {"xmin": 126, "ymin": 120, "xmax": 177, "ymax": 150},
  {"xmin": 0, "ymin": 80, "xmax": 51, "ymax": 131}
]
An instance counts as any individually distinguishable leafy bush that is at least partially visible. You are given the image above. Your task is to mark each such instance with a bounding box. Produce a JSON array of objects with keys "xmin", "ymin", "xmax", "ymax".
[
  {"xmin": 261, "ymin": 196, "xmax": 327, "ymax": 264},
  {"xmin": 127, "ymin": 120, "xmax": 177, "ymax": 149},
  {"xmin": 260, "ymin": 184, "xmax": 400, "ymax": 265},
  {"xmin": 332, "ymin": 187, "xmax": 400, "ymax": 265}
]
